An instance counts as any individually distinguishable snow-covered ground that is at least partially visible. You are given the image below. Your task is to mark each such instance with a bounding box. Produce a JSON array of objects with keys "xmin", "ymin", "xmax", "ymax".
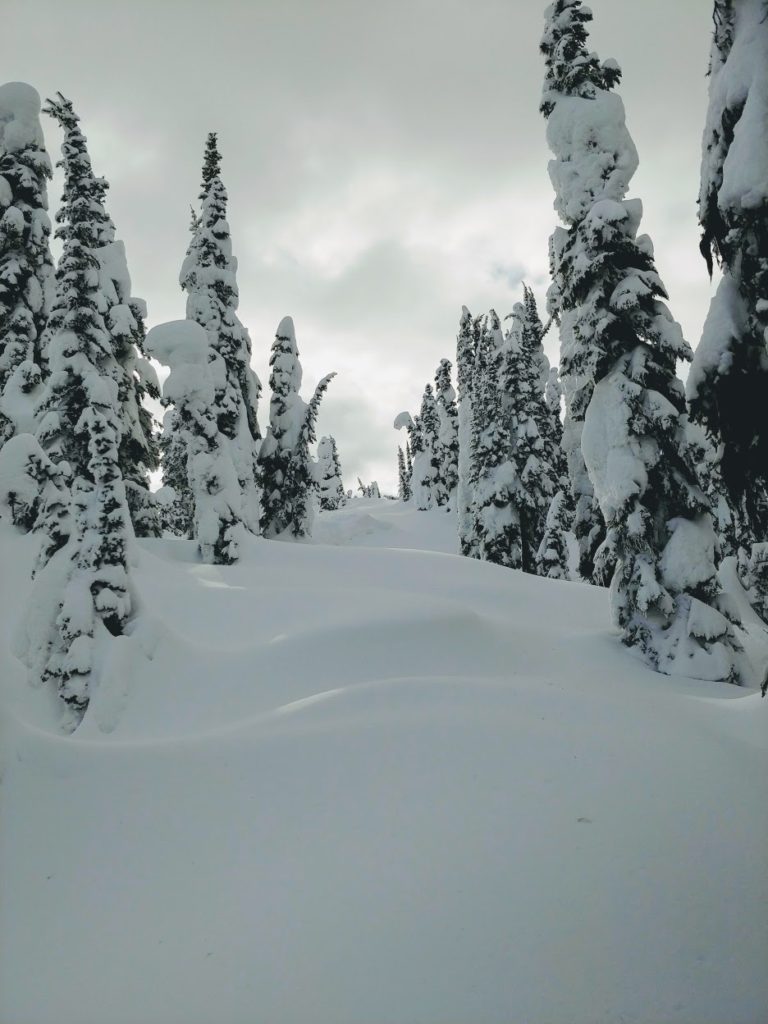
[{"xmin": 1, "ymin": 499, "xmax": 766, "ymax": 1024}]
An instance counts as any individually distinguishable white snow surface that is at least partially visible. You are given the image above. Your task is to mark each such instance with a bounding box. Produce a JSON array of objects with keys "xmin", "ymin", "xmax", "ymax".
[{"xmin": 0, "ymin": 499, "xmax": 766, "ymax": 1024}]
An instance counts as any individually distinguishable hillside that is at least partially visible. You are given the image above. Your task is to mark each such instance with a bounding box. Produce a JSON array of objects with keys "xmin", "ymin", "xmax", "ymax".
[{"xmin": 1, "ymin": 499, "xmax": 766, "ymax": 1024}]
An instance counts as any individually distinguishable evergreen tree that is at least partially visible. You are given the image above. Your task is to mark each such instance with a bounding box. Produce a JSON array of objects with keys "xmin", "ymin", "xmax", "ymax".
[
  {"xmin": 502, "ymin": 300, "xmax": 559, "ymax": 571},
  {"xmin": 536, "ymin": 489, "xmax": 572, "ymax": 580},
  {"xmin": 397, "ymin": 445, "xmax": 411, "ymax": 501},
  {"xmin": 43, "ymin": 94, "xmax": 160, "ymax": 537},
  {"xmin": 541, "ymin": 0, "xmax": 742, "ymax": 682},
  {"xmin": 405, "ymin": 440, "xmax": 413, "ymax": 491},
  {"xmin": 470, "ymin": 311, "xmax": 522, "ymax": 567},
  {"xmin": 411, "ymin": 384, "xmax": 440, "ymax": 511},
  {"xmin": 31, "ymin": 132, "xmax": 133, "ymax": 723},
  {"xmin": 434, "ymin": 358, "xmax": 459, "ymax": 511},
  {"xmin": 180, "ymin": 133, "xmax": 261, "ymax": 534},
  {"xmin": 0, "ymin": 83, "xmax": 55, "ymax": 447},
  {"xmin": 316, "ymin": 435, "xmax": 346, "ymax": 510},
  {"xmin": 456, "ymin": 306, "xmax": 478, "ymax": 554},
  {"xmin": 258, "ymin": 316, "xmax": 334, "ymax": 538},
  {"xmin": 146, "ymin": 319, "xmax": 244, "ymax": 564},
  {"xmin": 687, "ymin": 0, "xmax": 768, "ymax": 544}
]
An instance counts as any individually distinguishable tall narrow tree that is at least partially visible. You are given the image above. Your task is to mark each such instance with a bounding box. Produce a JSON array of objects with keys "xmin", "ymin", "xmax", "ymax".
[
  {"xmin": 316, "ymin": 435, "xmax": 346, "ymax": 511},
  {"xmin": 43, "ymin": 93, "xmax": 160, "ymax": 536},
  {"xmin": 456, "ymin": 306, "xmax": 478, "ymax": 554},
  {"xmin": 258, "ymin": 316, "xmax": 333, "ymax": 538},
  {"xmin": 434, "ymin": 358, "xmax": 459, "ymax": 510},
  {"xmin": 0, "ymin": 83, "xmax": 55, "ymax": 447},
  {"xmin": 180, "ymin": 133, "xmax": 261, "ymax": 534},
  {"xmin": 31, "ymin": 108, "xmax": 134, "ymax": 724},
  {"xmin": 541, "ymin": 0, "xmax": 742, "ymax": 682},
  {"xmin": 397, "ymin": 445, "xmax": 411, "ymax": 501}
]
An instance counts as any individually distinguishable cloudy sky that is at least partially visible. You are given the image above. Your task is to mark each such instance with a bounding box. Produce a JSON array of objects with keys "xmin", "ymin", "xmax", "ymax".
[{"xmin": 6, "ymin": 0, "xmax": 713, "ymax": 492}]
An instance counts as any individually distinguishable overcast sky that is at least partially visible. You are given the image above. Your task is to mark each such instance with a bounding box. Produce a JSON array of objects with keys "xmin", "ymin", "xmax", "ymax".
[{"xmin": 5, "ymin": 0, "xmax": 713, "ymax": 492}]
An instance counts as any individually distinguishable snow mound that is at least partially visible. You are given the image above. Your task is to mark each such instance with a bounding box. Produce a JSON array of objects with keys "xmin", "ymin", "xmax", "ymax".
[
  {"xmin": 0, "ymin": 506, "xmax": 765, "ymax": 1024},
  {"xmin": 0, "ymin": 82, "xmax": 45, "ymax": 153}
]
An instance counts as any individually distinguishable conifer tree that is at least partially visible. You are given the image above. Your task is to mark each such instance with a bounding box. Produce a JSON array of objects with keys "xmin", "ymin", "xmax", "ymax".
[
  {"xmin": 31, "ymin": 118, "xmax": 134, "ymax": 723},
  {"xmin": 541, "ymin": 0, "xmax": 742, "ymax": 682},
  {"xmin": 456, "ymin": 306, "xmax": 478, "ymax": 554},
  {"xmin": 536, "ymin": 489, "xmax": 572, "ymax": 580},
  {"xmin": 411, "ymin": 384, "xmax": 440, "ymax": 511},
  {"xmin": 397, "ymin": 445, "xmax": 411, "ymax": 501},
  {"xmin": 434, "ymin": 358, "xmax": 459, "ymax": 511},
  {"xmin": 544, "ymin": 364, "xmax": 567, "ymax": 484},
  {"xmin": 405, "ymin": 440, "xmax": 413, "ymax": 491},
  {"xmin": 687, "ymin": 0, "xmax": 768, "ymax": 544},
  {"xmin": 43, "ymin": 94, "xmax": 160, "ymax": 537},
  {"xmin": 146, "ymin": 320, "xmax": 243, "ymax": 564},
  {"xmin": 504, "ymin": 292, "xmax": 561, "ymax": 567},
  {"xmin": 180, "ymin": 133, "xmax": 261, "ymax": 534},
  {"xmin": 0, "ymin": 83, "xmax": 55, "ymax": 447},
  {"xmin": 316, "ymin": 435, "xmax": 346, "ymax": 510},
  {"xmin": 258, "ymin": 316, "xmax": 334, "ymax": 538},
  {"xmin": 470, "ymin": 311, "xmax": 522, "ymax": 567}
]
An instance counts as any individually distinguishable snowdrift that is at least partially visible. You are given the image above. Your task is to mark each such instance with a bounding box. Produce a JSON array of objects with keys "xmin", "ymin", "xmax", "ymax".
[{"xmin": 1, "ymin": 500, "xmax": 766, "ymax": 1024}]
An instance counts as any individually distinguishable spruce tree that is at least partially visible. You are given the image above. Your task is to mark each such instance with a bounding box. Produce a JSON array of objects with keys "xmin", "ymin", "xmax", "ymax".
[
  {"xmin": 0, "ymin": 83, "xmax": 55, "ymax": 447},
  {"xmin": 316, "ymin": 435, "xmax": 346, "ymax": 510},
  {"xmin": 43, "ymin": 94, "xmax": 160, "ymax": 537},
  {"xmin": 688, "ymin": 0, "xmax": 768, "ymax": 544},
  {"xmin": 541, "ymin": 0, "xmax": 742, "ymax": 682},
  {"xmin": 32, "ymin": 136, "xmax": 133, "ymax": 723},
  {"xmin": 434, "ymin": 358, "xmax": 459, "ymax": 511},
  {"xmin": 410, "ymin": 384, "xmax": 440, "ymax": 511},
  {"xmin": 504, "ymin": 292, "xmax": 560, "ymax": 568},
  {"xmin": 397, "ymin": 445, "xmax": 411, "ymax": 501},
  {"xmin": 258, "ymin": 316, "xmax": 334, "ymax": 538},
  {"xmin": 470, "ymin": 311, "xmax": 522, "ymax": 567},
  {"xmin": 456, "ymin": 306, "xmax": 478, "ymax": 554},
  {"xmin": 405, "ymin": 440, "xmax": 413, "ymax": 492},
  {"xmin": 180, "ymin": 133, "xmax": 261, "ymax": 534},
  {"xmin": 536, "ymin": 489, "xmax": 572, "ymax": 580}
]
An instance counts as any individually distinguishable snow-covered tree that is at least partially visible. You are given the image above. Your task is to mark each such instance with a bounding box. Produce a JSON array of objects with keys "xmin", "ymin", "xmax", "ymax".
[
  {"xmin": 536, "ymin": 489, "xmax": 572, "ymax": 580},
  {"xmin": 31, "ymin": 147, "xmax": 133, "ymax": 723},
  {"xmin": 470, "ymin": 311, "xmax": 522, "ymax": 567},
  {"xmin": 258, "ymin": 316, "xmax": 334, "ymax": 538},
  {"xmin": 397, "ymin": 445, "xmax": 411, "ymax": 501},
  {"xmin": 180, "ymin": 133, "xmax": 261, "ymax": 534},
  {"xmin": 357, "ymin": 478, "xmax": 381, "ymax": 499},
  {"xmin": 43, "ymin": 94, "xmax": 160, "ymax": 537},
  {"xmin": 412, "ymin": 384, "xmax": 440, "ymax": 510},
  {"xmin": 541, "ymin": 0, "xmax": 743, "ymax": 682},
  {"xmin": 456, "ymin": 306, "xmax": 478, "ymax": 554},
  {"xmin": 434, "ymin": 358, "xmax": 459, "ymax": 511},
  {"xmin": 503, "ymin": 293, "xmax": 561, "ymax": 568},
  {"xmin": 0, "ymin": 432, "xmax": 65, "ymax": 542},
  {"xmin": 316, "ymin": 435, "xmax": 346, "ymax": 510},
  {"xmin": 687, "ymin": 0, "xmax": 768, "ymax": 545},
  {"xmin": 146, "ymin": 319, "xmax": 243, "ymax": 564},
  {"xmin": 0, "ymin": 83, "xmax": 55, "ymax": 447}
]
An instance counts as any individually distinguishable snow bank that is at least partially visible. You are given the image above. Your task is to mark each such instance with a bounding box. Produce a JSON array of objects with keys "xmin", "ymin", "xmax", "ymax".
[{"xmin": 0, "ymin": 505, "xmax": 765, "ymax": 1024}]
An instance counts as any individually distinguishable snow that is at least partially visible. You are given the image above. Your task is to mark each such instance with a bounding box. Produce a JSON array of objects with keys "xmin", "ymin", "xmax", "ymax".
[
  {"xmin": 0, "ymin": 82, "xmax": 45, "ymax": 154},
  {"xmin": 700, "ymin": 0, "xmax": 768, "ymax": 215},
  {"xmin": 545, "ymin": 91, "xmax": 638, "ymax": 225},
  {"xmin": 1, "ymin": 500, "xmax": 766, "ymax": 1024},
  {"xmin": 687, "ymin": 273, "xmax": 744, "ymax": 402}
]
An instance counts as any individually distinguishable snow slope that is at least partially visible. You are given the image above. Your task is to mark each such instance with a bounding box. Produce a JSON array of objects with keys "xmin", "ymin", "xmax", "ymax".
[{"xmin": 1, "ymin": 499, "xmax": 766, "ymax": 1024}]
